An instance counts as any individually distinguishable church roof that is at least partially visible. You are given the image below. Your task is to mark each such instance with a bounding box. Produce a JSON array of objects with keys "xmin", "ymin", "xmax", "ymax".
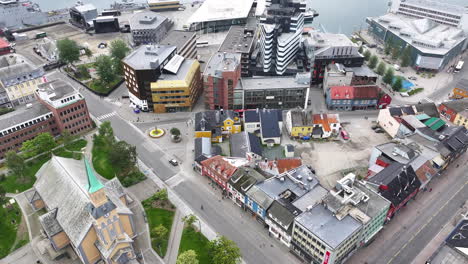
[{"xmin": 85, "ymin": 158, "xmax": 104, "ymax": 193}]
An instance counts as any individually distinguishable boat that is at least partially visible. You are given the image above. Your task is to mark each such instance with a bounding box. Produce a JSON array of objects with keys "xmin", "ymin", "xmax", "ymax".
[{"xmin": 0, "ymin": 0, "xmax": 48, "ymax": 30}]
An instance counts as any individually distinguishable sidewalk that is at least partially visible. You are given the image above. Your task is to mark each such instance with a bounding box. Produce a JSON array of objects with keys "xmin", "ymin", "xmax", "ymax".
[{"xmin": 164, "ymin": 210, "xmax": 185, "ymax": 264}]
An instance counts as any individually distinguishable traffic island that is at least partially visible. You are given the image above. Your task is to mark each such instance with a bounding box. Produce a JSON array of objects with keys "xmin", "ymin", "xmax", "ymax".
[{"xmin": 149, "ymin": 128, "xmax": 166, "ymax": 138}]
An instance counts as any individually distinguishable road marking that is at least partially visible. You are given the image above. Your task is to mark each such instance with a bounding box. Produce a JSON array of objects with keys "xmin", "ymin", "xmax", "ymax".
[
  {"xmin": 96, "ymin": 112, "xmax": 117, "ymax": 121},
  {"xmin": 166, "ymin": 175, "xmax": 184, "ymax": 188},
  {"xmin": 387, "ymin": 179, "xmax": 468, "ymax": 264}
]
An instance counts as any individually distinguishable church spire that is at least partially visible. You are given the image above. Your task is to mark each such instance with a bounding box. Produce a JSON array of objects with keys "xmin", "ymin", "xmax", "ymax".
[{"xmin": 85, "ymin": 158, "xmax": 104, "ymax": 194}]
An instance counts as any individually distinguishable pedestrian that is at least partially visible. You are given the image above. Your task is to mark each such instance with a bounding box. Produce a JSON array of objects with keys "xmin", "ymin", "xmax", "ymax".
[
  {"xmin": 201, "ymin": 205, "xmax": 204, "ymax": 210},
  {"xmin": 429, "ymin": 188, "xmax": 432, "ymax": 192}
]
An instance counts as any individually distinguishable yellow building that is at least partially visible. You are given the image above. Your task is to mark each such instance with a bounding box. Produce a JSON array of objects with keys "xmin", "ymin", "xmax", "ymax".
[
  {"xmin": 148, "ymin": 0, "xmax": 181, "ymax": 11},
  {"xmin": 194, "ymin": 110, "xmax": 241, "ymax": 142},
  {"xmin": 27, "ymin": 156, "xmax": 138, "ymax": 264},
  {"xmin": 151, "ymin": 57, "xmax": 202, "ymax": 113},
  {"xmin": 454, "ymin": 110, "xmax": 468, "ymax": 129},
  {"xmin": 285, "ymin": 109, "xmax": 313, "ymax": 138}
]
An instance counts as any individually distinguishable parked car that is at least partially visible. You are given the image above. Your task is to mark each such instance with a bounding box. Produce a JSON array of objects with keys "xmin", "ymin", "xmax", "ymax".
[
  {"xmin": 408, "ymin": 76, "xmax": 417, "ymax": 80},
  {"xmin": 400, "ymin": 92, "xmax": 409, "ymax": 97},
  {"xmin": 341, "ymin": 130, "xmax": 350, "ymax": 140},
  {"xmin": 169, "ymin": 159, "xmax": 179, "ymax": 166},
  {"xmin": 374, "ymin": 128, "xmax": 385, "ymax": 133},
  {"xmin": 371, "ymin": 124, "xmax": 380, "ymax": 130}
]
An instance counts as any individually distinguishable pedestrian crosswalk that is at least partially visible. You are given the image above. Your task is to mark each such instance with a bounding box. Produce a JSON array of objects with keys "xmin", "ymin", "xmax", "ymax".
[{"xmin": 96, "ymin": 112, "xmax": 117, "ymax": 121}]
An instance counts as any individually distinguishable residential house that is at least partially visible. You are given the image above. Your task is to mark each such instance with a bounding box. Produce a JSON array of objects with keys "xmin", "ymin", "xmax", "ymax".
[
  {"xmin": 326, "ymin": 85, "xmax": 380, "ymax": 111},
  {"xmin": 451, "ymin": 78, "xmax": 468, "ymax": 99},
  {"xmin": 367, "ymin": 163, "xmax": 421, "ymax": 221},
  {"xmin": 27, "ymin": 157, "xmax": 137, "ymax": 264},
  {"xmin": 312, "ymin": 114, "xmax": 340, "ymax": 139},
  {"xmin": 454, "ymin": 109, "xmax": 468, "ymax": 129},
  {"xmin": 229, "ymin": 132, "xmax": 262, "ymax": 161},
  {"xmin": 377, "ymin": 106, "xmax": 418, "ymax": 138},
  {"xmin": 438, "ymin": 99, "xmax": 468, "ymax": 122},
  {"xmin": 436, "ymin": 126, "xmax": 468, "ymax": 166},
  {"xmin": 285, "ymin": 109, "xmax": 313, "ymax": 138},
  {"xmin": 257, "ymin": 158, "xmax": 303, "ymax": 176},
  {"xmin": 284, "ymin": 144, "xmax": 295, "ymax": 158},
  {"xmin": 193, "ymin": 137, "xmax": 221, "ymax": 173},
  {"xmin": 227, "ymin": 166, "xmax": 269, "ymax": 208},
  {"xmin": 259, "ymin": 109, "xmax": 283, "ymax": 145},
  {"xmin": 414, "ymin": 102, "xmax": 440, "ymax": 118},
  {"xmin": 194, "ymin": 110, "xmax": 241, "ymax": 142},
  {"xmin": 201, "ymin": 155, "xmax": 248, "ymax": 190},
  {"xmin": 443, "ymin": 218, "xmax": 468, "ymax": 260},
  {"xmin": 322, "ymin": 63, "xmax": 378, "ymax": 94},
  {"xmin": 244, "ymin": 108, "xmax": 283, "ymax": 134}
]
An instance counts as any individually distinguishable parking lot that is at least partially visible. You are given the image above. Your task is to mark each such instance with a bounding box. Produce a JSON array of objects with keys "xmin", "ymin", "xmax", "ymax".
[{"xmin": 289, "ymin": 118, "xmax": 389, "ymax": 189}]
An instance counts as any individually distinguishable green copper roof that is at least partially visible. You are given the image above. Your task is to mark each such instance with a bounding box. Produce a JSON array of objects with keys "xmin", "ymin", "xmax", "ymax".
[
  {"xmin": 85, "ymin": 158, "xmax": 104, "ymax": 193},
  {"xmin": 424, "ymin": 117, "xmax": 446, "ymax": 131}
]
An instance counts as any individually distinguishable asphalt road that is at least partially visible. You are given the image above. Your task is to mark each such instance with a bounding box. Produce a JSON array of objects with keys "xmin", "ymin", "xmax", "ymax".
[{"xmin": 49, "ymin": 71, "xmax": 301, "ymax": 264}]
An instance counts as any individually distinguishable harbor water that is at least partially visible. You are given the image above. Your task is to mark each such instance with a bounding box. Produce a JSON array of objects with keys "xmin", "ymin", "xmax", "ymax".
[{"xmin": 35, "ymin": 0, "xmax": 468, "ymax": 36}]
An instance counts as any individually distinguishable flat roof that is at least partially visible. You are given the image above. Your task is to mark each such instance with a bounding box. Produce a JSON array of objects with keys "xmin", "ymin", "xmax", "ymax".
[
  {"xmin": 204, "ymin": 52, "xmax": 241, "ymax": 77},
  {"xmin": 296, "ymin": 204, "xmax": 362, "ymax": 249},
  {"xmin": 399, "ymin": 0, "xmax": 465, "ymax": 15},
  {"xmin": 369, "ymin": 13, "xmax": 466, "ymax": 55},
  {"xmin": 219, "ymin": 26, "xmax": 256, "ymax": 54},
  {"xmin": 187, "ymin": 0, "xmax": 254, "ymax": 24},
  {"xmin": 123, "ymin": 44, "xmax": 176, "ymax": 70},
  {"xmin": 160, "ymin": 30, "xmax": 196, "ymax": 52},
  {"xmin": 158, "ymin": 58, "xmax": 197, "ymax": 81},
  {"xmin": 129, "ymin": 11, "xmax": 168, "ymax": 30},
  {"xmin": 0, "ymin": 103, "xmax": 51, "ymax": 131},
  {"xmin": 241, "ymin": 76, "xmax": 309, "ymax": 90},
  {"xmin": 37, "ymin": 79, "xmax": 76, "ymax": 101}
]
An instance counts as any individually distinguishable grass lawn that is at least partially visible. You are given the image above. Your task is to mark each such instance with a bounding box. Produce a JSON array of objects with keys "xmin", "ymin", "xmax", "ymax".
[
  {"xmin": 178, "ymin": 227, "xmax": 211, "ymax": 264},
  {"xmin": 66, "ymin": 139, "xmax": 87, "ymax": 151},
  {"xmin": 0, "ymin": 154, "xmax": 50, "ymax": 193},
  {"xmin": 52, "ymin": 139, "xmax": 88, "ymax": 160},
  {"xmin": 0, "ymin": 202, "xmax": 22, "ymax": 258},
  {"xmin": 87, "ymin": 77, "xmax": 122, "ymax": 94},
  {"xmin": 144, "ymin": 205, "xmax": 175, "ymax": 258},
  {"xmin": 91, "ymin": 138, "xmax": 118, "ymax": 179}
]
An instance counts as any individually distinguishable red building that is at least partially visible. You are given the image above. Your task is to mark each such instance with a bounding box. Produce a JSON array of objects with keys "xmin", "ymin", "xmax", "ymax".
[
  {"xmin": 0, "ymin": 79, "xmax": 92, "ymax": 159},
  {"xmin": 378, "ymin": 94, "xmax": 392, "ymax": 109},
  {"xmin": 203, "ymin": 52, "xmax": 241, "ymax": 110},
  {"xmin": 438, "ymin": 99, "xmax": 468, "ymax": 122},
  {"xmin": 368, "ymin": 163, "xmax": 421, "ymax": 221},
  {"xmin": 0, "ymin": 38, "xmax": 12, "ymax": 55},
  {"xmin": 201, "ymin": 155, "xmax": 239, "ymax": 190}
]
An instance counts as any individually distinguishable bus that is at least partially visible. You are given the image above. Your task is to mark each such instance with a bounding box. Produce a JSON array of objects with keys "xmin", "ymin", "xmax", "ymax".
[
  {"xmin": 35, "ymin": 32, "xmax": 47, "ymax": 39},
  {"xmin": 455, "ymin": 60, "xmax": 464, "ymax": 73}
]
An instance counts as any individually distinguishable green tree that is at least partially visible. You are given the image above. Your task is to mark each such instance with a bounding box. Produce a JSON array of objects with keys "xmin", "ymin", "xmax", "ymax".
[
  {"xmin": 182, "ymin": 214, "xmax": 198, "ymax": 228},
  {"xmin": 84, "ymin": 47, "xmax": 93, "ymax": 58},
  {"xmin": 109, "ymin": 39, "xmax": 130, "ymax": 74},
  {"xmin": 96, "ymin": 121, "xmax": 115, "ymax": 149},
  {"xmin": 400, "ymin": 46, "xmax": 412, "ymax": 67},
  {"xmin": 20, "ymin": 133, "xmax": 57, "ymax": 156},
  {"xmin": 77, "ymin": 65, "xmax": 91, "ymax": 79},
  {"xmin": 5, "ymin": 151, "xmax": 25, "ymax": 178},
  {"xmin": 95, "ymin": 55, "xmax": 116, "ymax": 85},
  {"xmin": 177, "ymin": 250, "xmax": 199, "ymax": 264},
  {"xmin": 383, "ymin": 68, "xmax": 395, "ymax": 85},
  {"xmin": 152, "ymin": 224, "xmax": 168, "ymax": 245},
  {"xmin": 392, "ymin": 77, "xmax": 403, "ymax": 91},
  {"xmin": 61, "ymin": 130, "xmax": 75, "ymax": 148},
  {"xmin": 109, "ymin": 141, "xmax": 137, "ymax": 172},
  {"xmin": 170, "ymin": 128, "xmax": 181, "ymax": 136},
  {"xmin": 57, "ymin": 38, "xmax": 80, "ymax": 66},
  {"xmin": 368, "ymin": 55, "xmax": 378, "ymax": 69},
  {"xmin": 153, "ymin": 188, "xmax": 168, "ymax": 201},
  {"xmin": 363, "ymin": 50, "xmax": 371, "ymax": 61},
  {"xmin": 391, "ymin": 46, "xmax": 400, "ymax": 60},
  {"xmin": 376, "ymin": 62, "xmax": 386, "ymax": 75},
  {"xmin": 0, "ymin": 185, "xmax": 5, "ymax": 204},
  {"xmin": 208, "ymin": 236, "xmax": 242, "ymax": 264}
]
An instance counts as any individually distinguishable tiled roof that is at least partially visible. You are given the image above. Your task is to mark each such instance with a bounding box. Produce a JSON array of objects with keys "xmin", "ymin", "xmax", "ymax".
[
  {"xmin": 312, "ymin": 114, "xmax": 339, "ymax": 132},
  {"xmin": 330, "ymin": 86, "xmax": 354, "ymax": 100},
  {"xmin": 276, "ymin": 158, "xmax": 302, "ymax": 173},
  {"xmin": 200, "ymin": 155, "xmax": 238, "ymax": 179},
  {"xmin": 353, "ymin": 85, "xmax": 379, "ymax": 99}
]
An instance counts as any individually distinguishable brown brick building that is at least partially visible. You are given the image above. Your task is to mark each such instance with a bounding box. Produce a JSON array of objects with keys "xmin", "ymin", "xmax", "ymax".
[{"xmin": 0, "ymin": 79, "xmax": 92, "ymax": 159}]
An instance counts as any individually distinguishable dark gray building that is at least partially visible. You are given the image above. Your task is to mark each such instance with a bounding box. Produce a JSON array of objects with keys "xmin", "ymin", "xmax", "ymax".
[
  {"xmin": 219, "ymin": 25, "xmax": 257, "ymax": 77},
  {"xmin": 129, "ymin": 11, "xmax": 171, "ymax": 46},
  {"xmin": 160, "ymin": 30, "xmax": 197, "ymax": 59}
]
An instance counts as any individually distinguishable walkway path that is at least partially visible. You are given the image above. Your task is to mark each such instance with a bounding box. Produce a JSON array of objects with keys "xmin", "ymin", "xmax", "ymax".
[{"xmin": 165, "ymin": 210, "xmax": 185, "ymax": 264}]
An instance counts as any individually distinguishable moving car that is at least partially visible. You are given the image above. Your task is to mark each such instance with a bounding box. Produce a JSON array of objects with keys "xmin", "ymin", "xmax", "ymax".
[{"xmin": 169, "ymin": 159, "xmax": 179, "ymax": 166}]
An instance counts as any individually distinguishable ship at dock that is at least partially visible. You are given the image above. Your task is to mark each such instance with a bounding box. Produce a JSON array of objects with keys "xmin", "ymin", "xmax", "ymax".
[
  {"xmin": 109, "ymin": 0, "xmax": 147, "ymax": 11},
  {"xmin": 0, "ymin": 0, "xmax": 48, "ymax": 29}
]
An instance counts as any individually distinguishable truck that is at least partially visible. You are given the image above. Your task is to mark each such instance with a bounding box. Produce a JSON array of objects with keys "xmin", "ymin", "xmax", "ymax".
[{"xmin": 454, "ymin": 60, "xmax": 464, "ymax": 73}]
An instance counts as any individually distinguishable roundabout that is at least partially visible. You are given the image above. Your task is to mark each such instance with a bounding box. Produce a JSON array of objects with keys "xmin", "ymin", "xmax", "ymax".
[{"xmin": 149, "ymin": 128, "xmax": 165, "ymax": 138}]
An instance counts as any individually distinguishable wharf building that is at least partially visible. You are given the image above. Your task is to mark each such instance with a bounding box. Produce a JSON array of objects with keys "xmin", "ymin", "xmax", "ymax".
[
  {"xmin": 185, "ymin": 0, "xmax": 255, "ymax": 33},
  {"xmin": 257, "ymin": 0, "xmax": 306, "ymax": 75},
  {"xmin": 122, "ymin": 44, "xmax": 177, "ymax": 112},
  {"xmin": 367, "ymin": 0, "xmax": 467, "ymax": 71},
  {"xmin": 69, "ymin": 4, "xmax": 98, "ymax": 29},
  {"xmin": 303, "ymin": 31, "xmax": 364, "ymax": 84},
  {"xmin": 129, "ymin": 11, "xmax": 171, "ymax": 46},
  {"xmin": 0, "ymin": 54, "xmax": 45, "ymax": 107},
  {"xmin": 0, "ymin": 79, "xmax": 92, "ymax": 158}
]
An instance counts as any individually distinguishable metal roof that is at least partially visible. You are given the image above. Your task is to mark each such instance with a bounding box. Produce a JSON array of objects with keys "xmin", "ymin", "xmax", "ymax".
[
  {"xmin": 260, "ymin": 109, "xmax": 281, "ymax": 138},
  {"xmin": 0, "ymin": 103, "xmax": 51, "ymax": 132},
  {"xmin": 295, "ymin": 204, "xmax": 362, "ymax": 249},
  {"xmin": 123, "ymin": 44, "xmax": 176, "ymax": 70},
  {"xmin": 229, "ymin": 132, "xmax": 262, "ymax": 158}
]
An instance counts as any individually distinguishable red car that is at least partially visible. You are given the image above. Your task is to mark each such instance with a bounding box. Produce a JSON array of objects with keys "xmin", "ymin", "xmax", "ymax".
[{"xmin": 341, "ymin": 130, "xmax": 350, "ymax": 140}]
